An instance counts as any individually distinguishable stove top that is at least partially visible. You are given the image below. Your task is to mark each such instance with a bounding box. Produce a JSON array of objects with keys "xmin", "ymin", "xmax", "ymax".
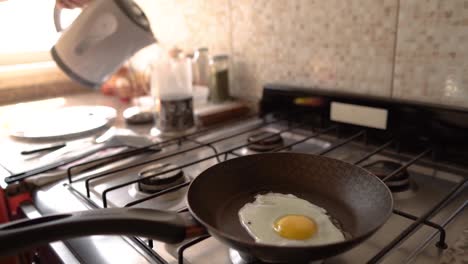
[{"xmin": 19, "ymin": 85, "xmax": 468, "ymax": 264}]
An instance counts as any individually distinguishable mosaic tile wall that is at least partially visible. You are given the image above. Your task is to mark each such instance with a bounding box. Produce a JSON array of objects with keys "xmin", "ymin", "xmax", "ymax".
[
  {"xmin": 137, "ymin": 0, "xmax": 231, "ymax": 57},
  {"xmin": 230, "ymin": 0, "xmax": 398, "ymax": 99},
  {"xmin": 143, "ymin": 0, "xmax": 468, "ymax": 107},
  {"xmin": 393, "ymin": 0, "xmax": 468, "ymax": 106}
]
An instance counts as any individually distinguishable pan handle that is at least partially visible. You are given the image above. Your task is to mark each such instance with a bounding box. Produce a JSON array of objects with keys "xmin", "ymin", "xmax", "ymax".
[{"xmin": 0, "ymin": 208, "xmax": 188, "ymax": 257}]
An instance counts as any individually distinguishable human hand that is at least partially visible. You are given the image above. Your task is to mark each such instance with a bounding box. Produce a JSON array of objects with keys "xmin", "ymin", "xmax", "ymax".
[{"xmin": 56, "ymin": 0, "xmax": 91, "ymax": 9}]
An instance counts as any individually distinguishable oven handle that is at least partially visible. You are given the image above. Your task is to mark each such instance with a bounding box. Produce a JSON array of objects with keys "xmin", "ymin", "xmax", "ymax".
[{"xmin": 0, "ymin": 208, "xmax": 197, "ymax": 257}]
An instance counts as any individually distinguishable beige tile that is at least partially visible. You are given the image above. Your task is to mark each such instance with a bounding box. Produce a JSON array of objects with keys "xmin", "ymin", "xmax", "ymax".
[
  {"xmin": 139, "ymin": 0, "xmax": 468, "ymax": 108},
  {"xmin": 393, "ymin": 0, "xmax": 468, "ymax": 107},
  {"xmin": 230, "ymin": 0, "xmax": 338, "ymax": 99},
  {"xmin": 230, "ymin": 0, "xmax": 398, "ymax": 100},
  {"xmin": 333, "ymin": 0, "xmax": 397, "ymax": 97},
  {"xmin": 140, "ymin": 0, "xmax": 231, "ymax": 55},
  {"xmin": 230, "ymin": 0, "xmax": 297, "ymax": 98},
  {"xmin": 288, "ymin": 0, "xmax": 338, "ymax": 89}
]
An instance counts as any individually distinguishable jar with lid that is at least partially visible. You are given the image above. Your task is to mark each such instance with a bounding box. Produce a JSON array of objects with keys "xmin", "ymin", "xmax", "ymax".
[
  {"xmin": 151, "ymin": 48, "xmax": 194, "ymax": 134},
  {"xmin": 208, "ymin": 55, "xmax": 230, "ymax": 103},
  {"xmin": 192, "ymin": 47, "xmax": 210, "ymax": 86}
]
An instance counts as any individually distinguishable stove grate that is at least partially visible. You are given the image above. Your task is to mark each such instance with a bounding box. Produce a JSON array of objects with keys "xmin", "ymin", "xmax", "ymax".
[
  {"xmin": 66, "ymin": 113, "xmax": 271, "ymax": 183},
  {"xmin": 93, "ymin": 118, "xmax": 308, "ymax": 207},
  {"xmin": 65, "ymin": 113, "xmax": 466, "ymax": 264}
]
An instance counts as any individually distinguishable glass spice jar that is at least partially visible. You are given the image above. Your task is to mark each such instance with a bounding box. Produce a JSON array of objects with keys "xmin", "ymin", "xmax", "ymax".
[
  {"xmin": 192, "ymin": 47, "xmax": 210, "ymax": 86},
  {"xmin": 208, "ymin": 54, "xmax": 230, "ymax": 103}
]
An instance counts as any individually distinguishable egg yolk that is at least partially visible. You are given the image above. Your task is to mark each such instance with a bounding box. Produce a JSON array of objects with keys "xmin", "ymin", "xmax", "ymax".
[{"xmin": 273, "ymin": 215, "xmax": 317, "ymax": 240}]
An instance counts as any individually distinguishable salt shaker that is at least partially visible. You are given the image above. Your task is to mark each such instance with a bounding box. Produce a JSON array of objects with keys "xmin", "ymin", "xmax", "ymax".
[
  {"xmin": 208, "ymin": 55, "xmax": 230, "ymax": 103},
  {"xmin": 193, "ymin": 47, "xmax": 210, "ymax": 86}
]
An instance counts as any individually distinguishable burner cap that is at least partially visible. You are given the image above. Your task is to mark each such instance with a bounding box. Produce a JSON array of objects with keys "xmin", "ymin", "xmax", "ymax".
[
  {"xmin": 364, "ymin": 160, "xmax": 413, "ymax": 193},
  {"xmin": 138, "ymin": 164, "xmax": 185, "ymax": 193},
  {"xmin": 247, "ymin": 131, "xmax": 284, "ymax": 152}
]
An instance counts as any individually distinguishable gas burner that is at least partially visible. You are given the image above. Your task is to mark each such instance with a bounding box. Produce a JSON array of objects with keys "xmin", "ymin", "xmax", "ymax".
[
  {"xmin": 138, "ymin": 163, "xmax": 185, "ymax": 194},
  {"xmin": 247, "ymin": 131, "xmax": 284, "ymax": 152},
  {"xmin": 229, "ymin": 249, "xmax": 323, "ymax": 264},
  {"xmin": 364, "ymin": 160, "xmax": 417, "ymax": 197}
]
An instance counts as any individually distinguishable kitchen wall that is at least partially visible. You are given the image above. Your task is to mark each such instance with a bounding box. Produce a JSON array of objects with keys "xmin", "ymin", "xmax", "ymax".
[{"xmin": 142, "ymin": 0, "xmax": 468, "ymax": 108}]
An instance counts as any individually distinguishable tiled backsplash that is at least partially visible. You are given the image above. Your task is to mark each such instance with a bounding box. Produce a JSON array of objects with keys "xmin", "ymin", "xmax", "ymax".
[
  {"xmin": 393, "ymin": 0, "xmax": 468, "ymax": 106},
  {"xmin": 141, "ymin": 0, "xmax": 468, "ymax": 108}
]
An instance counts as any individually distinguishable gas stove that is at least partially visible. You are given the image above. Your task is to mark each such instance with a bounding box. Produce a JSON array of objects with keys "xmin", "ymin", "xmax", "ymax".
[{"xmin": 8, "ymin": 85, "xmax": 468, "ymax": 264}]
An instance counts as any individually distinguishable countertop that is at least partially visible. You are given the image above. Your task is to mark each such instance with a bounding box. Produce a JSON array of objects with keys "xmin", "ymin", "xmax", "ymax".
[
  {"xmin": 0, "ymin": 91, "xmax": 144, "ymax": 185},
  {"xmin": 0, "ymin": 65, "xmax": 88, "ymax": 106},
  {"xmin": 0, "ymin": 90, "xmax": 251, "ymax": 180},
  {"xmin": 0, "ymin": 91, "xmax": 144, "ymax": 137}
]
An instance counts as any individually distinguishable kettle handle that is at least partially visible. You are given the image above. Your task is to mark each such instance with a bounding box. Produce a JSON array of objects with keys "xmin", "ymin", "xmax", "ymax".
[{"xmin": 54, "ymin": 5, "xmax": 64, "ymax": 32}]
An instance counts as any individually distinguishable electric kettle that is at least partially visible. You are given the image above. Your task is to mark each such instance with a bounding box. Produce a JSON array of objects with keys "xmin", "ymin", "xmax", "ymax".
[{"xmin": 52, "ymin": 0, "xmax": 156, "ymax": 88}]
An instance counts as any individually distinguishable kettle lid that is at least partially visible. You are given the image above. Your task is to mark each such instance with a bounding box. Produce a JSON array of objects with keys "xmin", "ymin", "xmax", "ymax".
[{"xmin": 114, "ymin": 0, "xmax": 152, "ymax": 32}]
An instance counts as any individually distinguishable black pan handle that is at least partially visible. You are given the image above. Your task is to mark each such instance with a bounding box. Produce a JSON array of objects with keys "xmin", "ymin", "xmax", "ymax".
[{"xmin": 0, "ymin": 208, "xmax": 187, "ymax": 257}]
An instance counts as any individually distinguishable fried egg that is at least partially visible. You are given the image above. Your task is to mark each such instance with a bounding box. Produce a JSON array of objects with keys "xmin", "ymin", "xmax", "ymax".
[{"xmin": 238, "ymin": 193, "xmax": 345, "ymax": 246}]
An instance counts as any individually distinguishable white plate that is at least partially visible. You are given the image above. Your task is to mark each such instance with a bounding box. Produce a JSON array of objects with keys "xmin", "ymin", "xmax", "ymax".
[{"xmin": 9, "ymin": 106, "xmax": 116, "ymax": 140}]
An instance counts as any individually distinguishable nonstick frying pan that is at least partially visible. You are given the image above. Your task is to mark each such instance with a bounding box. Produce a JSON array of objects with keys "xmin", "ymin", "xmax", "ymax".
[{"xmin": 0, "ymin": 153, "xmax": 393, "ymax": 263}]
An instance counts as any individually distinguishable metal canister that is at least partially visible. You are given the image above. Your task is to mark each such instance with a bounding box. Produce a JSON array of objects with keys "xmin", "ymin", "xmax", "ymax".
[{"xmin": 151, "ymin": 48, "xmax": 195, "ymax": 134}]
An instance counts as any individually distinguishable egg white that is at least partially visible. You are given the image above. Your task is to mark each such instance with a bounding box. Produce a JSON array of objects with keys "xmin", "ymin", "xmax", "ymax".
[{"xmin": 238, "ymin": 193, "xmax": 345, "ymax": 246}]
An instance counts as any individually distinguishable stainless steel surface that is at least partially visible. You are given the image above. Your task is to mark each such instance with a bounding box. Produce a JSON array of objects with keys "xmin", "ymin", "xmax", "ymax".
[
  {"xmin": 0, "ymin": 91, "xmax": 466, "ymax": 264},
  {"xmin": 5, "ymin": 129, "xmax": 155, "ymax": 184},
  {"xmin": 16, "ymin": 116, "xmax": 466, "ymax": 264},
  {"xmin": 227, "ymin": 249, "xmax": 325, "ymax": 264},
  {"xmin": 158, "ymin": 97, "xmax": 195, "ymax": 134},
  {"xmin": 32, "ymin": 182, "xmax": 161, "ymax": 264}
]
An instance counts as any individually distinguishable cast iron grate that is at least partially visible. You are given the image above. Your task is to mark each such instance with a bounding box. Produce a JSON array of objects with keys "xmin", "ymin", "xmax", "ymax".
[{"xmin": 65, "ymin": 113, "xmax": 465, "ymax": 264}]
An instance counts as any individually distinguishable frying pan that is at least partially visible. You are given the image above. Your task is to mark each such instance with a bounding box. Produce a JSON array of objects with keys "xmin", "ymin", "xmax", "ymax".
[{"xmin": 0, "ymin": 153, "xmax": 393, "ymax": 263}]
